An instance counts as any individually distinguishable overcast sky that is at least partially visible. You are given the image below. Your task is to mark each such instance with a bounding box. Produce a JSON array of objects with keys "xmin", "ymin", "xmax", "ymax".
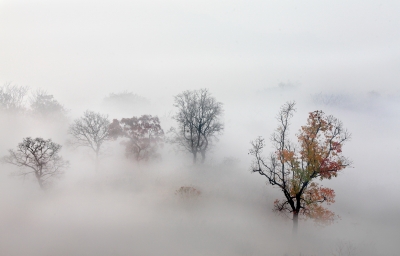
[{"xmin": 1, "ymin": 0, "xmax": 400, "ymax": 106}]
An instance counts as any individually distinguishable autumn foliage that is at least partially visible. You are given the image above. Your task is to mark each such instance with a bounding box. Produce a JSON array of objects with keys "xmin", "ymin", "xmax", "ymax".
[
  {"xmin": 109, "ymin": 115, "xmax": 165, "ymax": 162},
  {"xmin": 250, "ymin": 102, "xmax": 351, "ymax": 232}
]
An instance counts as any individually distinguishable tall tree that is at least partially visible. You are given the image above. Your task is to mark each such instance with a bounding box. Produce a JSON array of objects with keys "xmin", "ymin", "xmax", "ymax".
[
  {"xmin": 2, "ymin": 137, "xmax": 68, "ymax": 190},
  {"xmin": 68, "ymin": 110, "xmax": 111, "ymax": 169},
  {"xmin": 169, "ymin": 89, "xmax": 223, "ymax": 164},
  {"xmin": 109, "ymin": 115, "xmax": 164, "ymax": 162},
  {"xmin": 249, "ymin": 102, "xmax": 351, "ymax": 234}
]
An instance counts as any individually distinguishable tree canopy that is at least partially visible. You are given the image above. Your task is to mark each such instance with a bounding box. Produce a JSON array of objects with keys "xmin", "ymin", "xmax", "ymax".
[
  {"xmin": 169, "ymin": 89, "xmax": 223, "ymax": 163},
  {"xmin": 249, "ymin": 102, "xmax": 351, "ymax": 233},
  {"xmin": 2, "ymin": 137, "xmax": 68, "ymax": 189},
  {"xmin": 29, "ymin": 89, "xmax": 67, "ymax": 119},
  {"xmin": 68, "ymin": 110, "xmax": 112, "ymax": 166},
  {"xmin": 0, "ymin": 83, "xmax": 29, "ymax": 113},
  {"xmin": 109, "ymin": 115, "xmax": 164, "ymax": 162}
]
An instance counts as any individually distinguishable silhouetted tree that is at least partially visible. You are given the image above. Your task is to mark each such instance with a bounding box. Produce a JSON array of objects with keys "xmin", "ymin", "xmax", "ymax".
[
  {"xmin": 249, "ymin": 102, "xmax": 351, "ymax": 234},
  {"xmin": 0, "ymin": 83, "xmax": 29, "ymax": 113},
  {"xmin": 109, "ymin": 115, "xmax": 164, "ymax": 162},
  {"xmin": 68, "ymin": 111, "xmax": 111, "ymax": 169},
  {"xmin": 2, "ymin": 137, "xmax": 68, "ymax": 190},
  {"xmin": 30, "ymin": 89, "xmax": 67, "ymax": 119},
  {"xmin": 169, "ymin": 89, "xmax": 223, "ymax": 164}
]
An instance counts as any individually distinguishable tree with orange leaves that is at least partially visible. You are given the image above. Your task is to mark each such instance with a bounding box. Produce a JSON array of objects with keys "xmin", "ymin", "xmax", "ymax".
[
  {"xmin": 109, "ymin": 115, "xmax": 165, "ymax": 162},
  {"xmin": 249, "ymin": 102, "xmax": 351, "ymax": 234}
]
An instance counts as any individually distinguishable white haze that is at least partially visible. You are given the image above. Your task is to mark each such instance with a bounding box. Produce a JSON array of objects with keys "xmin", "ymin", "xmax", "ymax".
[{"xmin": 1, "ymin": 1, "xmax": 400, "ymax": 255}]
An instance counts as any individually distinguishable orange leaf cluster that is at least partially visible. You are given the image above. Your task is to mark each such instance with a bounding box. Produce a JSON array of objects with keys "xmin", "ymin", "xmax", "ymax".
[
  {"xmin": 275, "ymin": 110, "xmax": 347, "ymax": 225},
  {"xmin": 250, "ymin": 103, "xmax": 350, "ymax": 227}
]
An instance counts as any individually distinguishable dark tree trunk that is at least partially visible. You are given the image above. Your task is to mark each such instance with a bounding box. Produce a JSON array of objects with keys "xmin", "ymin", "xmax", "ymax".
[
  {"xmin": 193, "ymin": 152, "xmax": 197, "ymax": 164},
  {"xmin": 292, "ymin": 211, "xmax": 299, "ymax": 235},
  {"xmin": 200, "ymin": 150, "xmax": 206, "ymax": 164},
  {"xmin": 35, "ymin": 173, "xmax": 45, "ymax": 190},
  {"xmin": 38, "ymin": 180, "xmax": 45, "ymax": 190}
]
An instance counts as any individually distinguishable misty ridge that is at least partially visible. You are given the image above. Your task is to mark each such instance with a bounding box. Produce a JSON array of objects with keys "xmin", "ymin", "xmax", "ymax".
[{"xmin": 0, "ymin": 82, "xmax": 399, "ymax": 256}]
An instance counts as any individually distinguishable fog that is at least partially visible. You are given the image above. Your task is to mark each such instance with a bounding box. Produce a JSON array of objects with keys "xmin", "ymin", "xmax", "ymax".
[{"xmin": 1, "ymin": 1, "xmax": 400, "ymax": 255}]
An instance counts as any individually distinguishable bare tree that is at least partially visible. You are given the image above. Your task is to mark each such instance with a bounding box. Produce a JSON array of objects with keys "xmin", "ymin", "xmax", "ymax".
[
  {"xmin": 0, "ymin": 83, "xmax": 29, "ymax": 113},
  {"xmin": 169, "ymin": 89, "xmax": 223, "ymax": 164},
  {"xmin": 249, "ymin": 102, "xmax": 351, "ymax": 234},
  {"xmin": 2, "ymin": 137, "xmax": 68, "ymax": 190},
  {"xmin": 68, "ymin": 110, "xmax": 111, "ymax": 169}
]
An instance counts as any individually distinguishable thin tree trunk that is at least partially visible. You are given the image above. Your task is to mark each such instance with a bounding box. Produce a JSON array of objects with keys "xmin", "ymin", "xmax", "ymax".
[
  {"xmin": 95, "ymin": 152, "xmax": 99, "ymax": 172},
  {"xmin": 193, "ymin": 152, "xmax": 197, "ymax": 164},
  {"xmin": 35, "ymin": 173, "xmax": 45, "ymax": 190},
  {"xmin": 200, "ymin": 150, "xmax": 206, "ymax": 164},
  {"xmin": 38, "ymin": 180, "xmax": 45, "ymax": 190},
  {"xmin": 292, "ymin": 211, "xmax": 299, "ymax": 235}
]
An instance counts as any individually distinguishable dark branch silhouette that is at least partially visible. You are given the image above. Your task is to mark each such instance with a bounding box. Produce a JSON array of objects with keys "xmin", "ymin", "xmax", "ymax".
[
  {"xmin": 2, "ymin": 137, "xmax": 68, "ymax": 190},
  {"xmin": 249, "ymin": 101, "xmax": 351, "ymax": 234},
  {"xmin": 169, "ymin": 89, "xmax": 223, "ymax": 164},
  {"xmin": 68, "ymin": 110, "xmax": 111, "ymax": 169}
]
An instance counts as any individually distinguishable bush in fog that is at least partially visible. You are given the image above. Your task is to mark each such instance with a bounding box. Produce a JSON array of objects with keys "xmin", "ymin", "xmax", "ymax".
[
  {"xmin": 311, "ymin": 91, "xmax": 387, "ymax": 113},
  {"xmin": 331, "ymin": 240, "xmax": 357, "ymax": 256},
  {"xmin": 102, "ymin": 91, "xmax": 150, "ymax": 113},
  {"xmin": 278, "ymin": 81, "xmax": 298, "ymax": 90},
  {"xmin": 312, "ymin": 92, "xmax": 349, "ymax": 107},
  {"xmin": 30, "ymin": 89, "xmax": 68, "ymax": 119},
  {"xmin": 109, "ymin": 115, "xmax": 164, "ymax": 162},
  {"xmin": 0, "ymin": 83, "xmax": 29, "ymax": 113},
  {"xmin": 68, "ymin": 111, "xmax": 112, "ymax": 168},
  {"xmin": 175, "ymin": 186, "xmax": 201, "ymax": 199},
  {"xmin": 249, "ymin": 102, "xmax": 351, "ymax": 234},
  {"xmin": 169, "ymin": 88, "xmax": 224, "ymax": 164},
  {"xmin": 1, "ymin": 137, "xmax": 68, "ymax": 190}
]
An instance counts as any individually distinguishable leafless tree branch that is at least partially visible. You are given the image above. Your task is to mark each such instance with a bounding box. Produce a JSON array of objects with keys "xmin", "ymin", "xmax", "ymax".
[
  {"xmin": 169, "ymin": 89, "xmax": 224, "ymax": 164},
  {"xmin": 1, "ymin": 137, "xmax": 68, "ymax": 190}
]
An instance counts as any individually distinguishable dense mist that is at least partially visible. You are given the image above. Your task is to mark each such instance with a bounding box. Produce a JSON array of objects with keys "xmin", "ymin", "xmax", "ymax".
[{"xmin": 1, "ymin": 1, "xmax": 400, "ymax": 255}]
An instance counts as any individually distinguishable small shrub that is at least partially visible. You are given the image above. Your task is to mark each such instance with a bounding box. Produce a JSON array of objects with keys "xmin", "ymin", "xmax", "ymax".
[
  {"xmin": 312, "ymin": 92, "xmax": 347, "ymax": 107},
  {"xmin": 331, "ymin": 240, "xmax": 357, "ymax": 256},
  {"xmin": 175, "ymin": 186, "xmax": 201, "ymax": 199}
]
